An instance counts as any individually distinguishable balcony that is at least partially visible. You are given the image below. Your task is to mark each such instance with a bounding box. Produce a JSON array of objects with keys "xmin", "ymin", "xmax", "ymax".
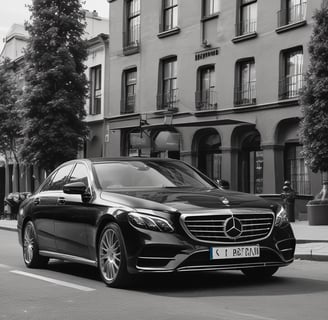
[
  {"xmin": 277, "ymin": 3, "xmax": 307, "ymax": 28},
  {"xmin": 157, "ymin": 89, "xmax": 178, "ymax": 111},
  {"xmin": 279, "ymin": 74, "xmax": 304, "ymax": 100},
  {"xmin": 195, "ymin": 90, "xmax": 218, "ymax": 111},
  {"xmin": 120, "ymin": 95, "xmax": 136, "ymax": 114},
  {"xmin": 234, "ymin": 81, "xmax": 256, "ymax": 106}
]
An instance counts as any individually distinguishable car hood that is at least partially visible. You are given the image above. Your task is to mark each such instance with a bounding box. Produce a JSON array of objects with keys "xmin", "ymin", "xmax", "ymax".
[{"xmin": 100, "ymin": 187, "xmax": 273, "ymax": 213}]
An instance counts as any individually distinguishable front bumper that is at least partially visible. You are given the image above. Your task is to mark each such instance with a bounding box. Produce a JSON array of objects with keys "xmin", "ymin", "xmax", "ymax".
[{"xmin": 123, "ymin": 223, "xmax": 295, "ymax": 274}]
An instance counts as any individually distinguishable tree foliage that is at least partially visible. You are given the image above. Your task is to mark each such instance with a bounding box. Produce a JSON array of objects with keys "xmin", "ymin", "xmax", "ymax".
[
  {"xmin": 21, "ymin": 0, "xmax": 89, "ymax": 172},
  {"xmin": 299, "ymin": 1, "xmax": 328, "ymax": 173},
  {"xmin": 0, "ymin": 58, "xmax": 23, "ymax": 163}
]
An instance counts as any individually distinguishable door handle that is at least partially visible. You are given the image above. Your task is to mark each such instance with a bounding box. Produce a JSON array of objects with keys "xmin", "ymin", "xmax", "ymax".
[
  {"xmin": 57, "ymin": 197, "xmax": 66, "ymax": 205},
  {"xmin": 34, "ymin": 198, "xmax": 40, "ymax": 205}
]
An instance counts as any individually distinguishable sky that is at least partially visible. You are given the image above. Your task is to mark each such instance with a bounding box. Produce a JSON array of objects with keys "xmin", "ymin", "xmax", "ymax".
[{"xmin": 0, "ymin": 0, "xmax": 109, "ymax": 52}]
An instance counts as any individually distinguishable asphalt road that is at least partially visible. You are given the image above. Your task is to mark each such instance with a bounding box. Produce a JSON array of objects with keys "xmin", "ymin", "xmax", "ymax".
[{"xmin": 1, "ymin": 229, "xmax": 328, "ymax": 320}]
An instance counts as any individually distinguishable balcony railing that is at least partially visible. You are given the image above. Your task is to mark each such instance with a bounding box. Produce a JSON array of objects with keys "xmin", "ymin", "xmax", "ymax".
[
  {"xmin": 277, "ymin": 3, "xmax": 307, "ymax": 27},
  {"xmin": 157, "ymin": 88, "xmax": 178, "ymax": 110},
  {"xmin": 236, "ymin": 19, "xmax": 257, "ymax": 36},
  {"xmin": 120, "ymin": 95, "xmax": 136, "ymax": 114},
  {"xmin": 234, "ymin": 81, "xmax": 256, "ymax": 106},
  {"xmin": 195, "ymin": 90, "xmax": 218, "ymax": 111},
  {"xmin": 279, "ymin": 74, "xmax": 304, "ymax": 100}
]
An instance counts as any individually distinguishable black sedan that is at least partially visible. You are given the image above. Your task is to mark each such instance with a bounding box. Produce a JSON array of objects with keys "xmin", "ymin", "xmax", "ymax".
[{"xmin": 17, "ymin": 158, "xmax": 295, "ymax": 287}]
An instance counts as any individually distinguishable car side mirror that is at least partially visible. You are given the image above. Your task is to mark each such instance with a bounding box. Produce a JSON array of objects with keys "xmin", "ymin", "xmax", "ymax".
[
  {"xmin": 216, "ymin": 179, "xmax": 230, "ymax": 190},
  {"xmin": 63, "ymin": 182, "xmax": 87, "ymax": 195}
]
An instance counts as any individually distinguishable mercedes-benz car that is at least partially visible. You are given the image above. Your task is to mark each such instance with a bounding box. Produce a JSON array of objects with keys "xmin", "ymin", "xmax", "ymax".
[{"xmin": 17, "ymin": 158, "xmax": 295, "ymax": 287}]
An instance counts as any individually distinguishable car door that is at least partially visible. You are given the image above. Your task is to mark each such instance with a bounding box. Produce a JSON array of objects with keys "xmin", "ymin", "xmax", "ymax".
[
  {"xmin": 32, "ymin": 164, "xmax": 74, "ymax": 252},
  {"xmin": 54, "ymin": 162, "xmax": 98, "ymax": 260}
]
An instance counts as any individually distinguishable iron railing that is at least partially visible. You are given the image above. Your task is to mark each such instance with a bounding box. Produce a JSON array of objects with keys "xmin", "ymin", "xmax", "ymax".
[
  {"xmin": 195, "ymin": 90, "xmax": 218, "ymax": 111},
  {"xmin": 234, "ymin": 81, "xmax": 256, "ymax": 106},
  {"xmin": 157, "ymin": 88, "xmax": 178, "ymax": 110},
  {"xmin": 278, "ymin": 74, "xmax": 304, "ymax": 100},
  {"xmin": 235, "ymin": 19, "xmax": 257, "ymax": 36}
]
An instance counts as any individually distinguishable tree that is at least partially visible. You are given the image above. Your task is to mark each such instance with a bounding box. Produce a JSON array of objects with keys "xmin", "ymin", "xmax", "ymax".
[
  {"xmin": 0, "ymin": 58, "xmax": 23, "ymax": 163},
  {"xmin": 21, "ymin": 0, "xmax": 89, "ymax": 173},
  {"xmin": 299, "ymin": 1, "xmax": 328, "ymax": 200}
]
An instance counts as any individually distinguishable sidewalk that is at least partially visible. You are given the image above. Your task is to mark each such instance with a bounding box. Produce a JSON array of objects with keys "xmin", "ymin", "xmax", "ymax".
[{"xmin": 1, "ymin": 219, "xmax": 328, "ymax": 261}]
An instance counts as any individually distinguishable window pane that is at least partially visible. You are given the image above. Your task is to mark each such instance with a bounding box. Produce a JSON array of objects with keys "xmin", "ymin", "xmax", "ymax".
[
  {"xmin": 205, "ymin": 0, "xmax": 219, "ymax": 16},
  {"xmin": 68, "ymin": 164, "xmax": 89, "ymax": 186},
  {"xmin": 48, "ymin": 165, "xmax": 74, "ymax": 191}
]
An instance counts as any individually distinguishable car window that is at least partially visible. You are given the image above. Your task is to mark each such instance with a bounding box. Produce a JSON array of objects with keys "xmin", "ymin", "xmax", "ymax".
[
  {"xmin": 94, "ymin": 160, "xmax": 214, "ymax": 189},
  {"xmin": 47, "ymin": 164, "xmax": 74, "ymax": 191},
  {"xmin": 68, "ymin": 163, "xmax": 89, "ymax": 187}
]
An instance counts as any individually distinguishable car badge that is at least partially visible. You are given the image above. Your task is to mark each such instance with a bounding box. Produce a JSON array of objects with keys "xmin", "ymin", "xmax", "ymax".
[
  {"xmin": 222, "ymin": 197, "xmax": 230, "ymax": 206},
  {"xmin": 224, "ymin": 217, "xmax": 243, "ymax": 239}
]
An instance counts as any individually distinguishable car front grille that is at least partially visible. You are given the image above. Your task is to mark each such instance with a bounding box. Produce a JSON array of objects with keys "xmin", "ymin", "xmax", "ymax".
[{"xmin": 180, "ymin": 208, "xmax": 275, "ymax": 244}]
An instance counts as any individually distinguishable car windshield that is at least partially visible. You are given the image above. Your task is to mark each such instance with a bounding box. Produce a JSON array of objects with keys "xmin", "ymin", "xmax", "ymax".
[{"xmin": 93, "ymin": 160, "xmax": 214, "ymax": 189}]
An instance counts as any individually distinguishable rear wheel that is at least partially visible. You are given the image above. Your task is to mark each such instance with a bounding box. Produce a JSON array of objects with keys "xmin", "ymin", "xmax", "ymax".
[
  {"xmin": 98, "ymin": 223, "xmax": 130, "ymax": 288},
  {"xmin": 23, "ymin": 221, "xmax": 49, "ymax": 268},
  {"xmin": 241, "ymin": 266, "xmax": 279, "ymax": 279}
]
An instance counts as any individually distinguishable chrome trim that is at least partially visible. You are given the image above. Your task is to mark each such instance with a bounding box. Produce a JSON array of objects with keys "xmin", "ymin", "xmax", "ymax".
[
  {"xmin": 39, "ymin": 250, "xmax": 97, "ymax": 266},
  {"xmin": 177, "ymin": 262, "xmax": 288, "ymax": 272},
  {"xmin": 138, "ymin": 256, "xmax": 175, "ymax": 260},
  {"xmin": 180, "ymin": 209, "xmax": 275, "ymax": 244}
]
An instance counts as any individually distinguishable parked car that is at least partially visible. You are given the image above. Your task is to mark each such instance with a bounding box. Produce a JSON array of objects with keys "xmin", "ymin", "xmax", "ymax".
[{"xmin": 17, "ymin": 158, "xmax": 295, "ymax": 287}]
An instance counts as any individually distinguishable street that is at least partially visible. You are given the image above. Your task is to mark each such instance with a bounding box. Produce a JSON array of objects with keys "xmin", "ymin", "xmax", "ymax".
[{"xmin": 1, "ymin": 229, "xmax": 328, "ymax": 320}]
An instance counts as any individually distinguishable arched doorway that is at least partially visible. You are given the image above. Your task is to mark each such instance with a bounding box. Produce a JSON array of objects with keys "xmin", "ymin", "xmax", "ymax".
[
  {"xmin": 195, "ymin": 129, "xmax": 221, "ymax": 180},
  {"xmin": 239, "ymin": 130, "xmax": 263, "ymax": 194}
]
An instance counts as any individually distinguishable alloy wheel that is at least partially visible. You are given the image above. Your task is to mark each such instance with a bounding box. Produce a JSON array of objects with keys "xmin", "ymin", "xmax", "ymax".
[
  {"xmin": 99, "ymin": 227, "xmax": 122, "ymax": 282},
  {"xmin": 23, "ymin": 222, "xmax": 35, "ymax": 265}
]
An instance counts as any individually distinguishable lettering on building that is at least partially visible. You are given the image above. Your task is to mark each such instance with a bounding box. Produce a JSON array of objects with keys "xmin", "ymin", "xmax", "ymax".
[{"xmin": 195, "ymin": 47, "xmax": 220, "ymax": 61}]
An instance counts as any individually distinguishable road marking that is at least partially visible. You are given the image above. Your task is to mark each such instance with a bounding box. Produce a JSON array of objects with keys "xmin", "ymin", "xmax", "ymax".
[
  {"xmin": 229, "ymin": 311, "xmax": 278, "ymax": 320},
  {"xmin": 10, "ymin": 270, "xmax": 96, "ymax": 292},
  {"xmin": 0, "ymin": 263, "xmax": 10, "ymax": 269}
]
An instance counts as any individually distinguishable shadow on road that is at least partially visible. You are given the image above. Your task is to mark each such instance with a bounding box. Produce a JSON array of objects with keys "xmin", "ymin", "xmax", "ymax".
[{"xmin": 43, "ymin": 260, "xmax": 328, "ymax": 298}]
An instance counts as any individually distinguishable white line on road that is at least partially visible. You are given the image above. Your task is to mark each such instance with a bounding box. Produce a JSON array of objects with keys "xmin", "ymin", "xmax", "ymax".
[
  {"xmin": 10, "ymin": 270, "xmax": 96, "ymax": 292},
  {"xmin": 0, "ymin": 263, "xmax": 10, "ymax": 269}
]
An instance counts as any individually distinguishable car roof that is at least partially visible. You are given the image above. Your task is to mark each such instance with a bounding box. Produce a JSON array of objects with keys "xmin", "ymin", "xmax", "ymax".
[{"xmin": 88, "ymin": 157, "xmax": 180, "ymax": 164}]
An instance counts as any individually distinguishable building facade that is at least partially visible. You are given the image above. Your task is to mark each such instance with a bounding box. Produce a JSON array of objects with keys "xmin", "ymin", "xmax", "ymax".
[
  {"xmin": 0, "ymin": 11, "xmax": 109, "ymax": 204},
  {"xmin": 104, "ymin": 0, "xmax": 322, "ymax": 218}
]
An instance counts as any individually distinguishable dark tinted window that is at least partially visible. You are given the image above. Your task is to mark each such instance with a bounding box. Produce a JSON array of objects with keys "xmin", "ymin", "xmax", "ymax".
[
  {"xmin": 48, "ymin": 164, "xmax": 74, "ymax": 191},
  {"xmin": 68, "ymin": 163, "xmax": 89, "ymax": 186}
]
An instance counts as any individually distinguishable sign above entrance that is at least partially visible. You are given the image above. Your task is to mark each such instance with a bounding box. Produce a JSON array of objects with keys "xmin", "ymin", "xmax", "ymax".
[{"xmin": 195, "ymin": 47, "xmax": 220, "ymax": 61}]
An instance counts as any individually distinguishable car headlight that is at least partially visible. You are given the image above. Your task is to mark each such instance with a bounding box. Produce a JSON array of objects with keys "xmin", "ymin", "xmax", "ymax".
[
  {"xmin": 275, "ymin": 205, "xmax": 289, "ymax": 227},
  {"xmin": 128, "ymin": 211, "xmax": 174, "ymax": 233}
]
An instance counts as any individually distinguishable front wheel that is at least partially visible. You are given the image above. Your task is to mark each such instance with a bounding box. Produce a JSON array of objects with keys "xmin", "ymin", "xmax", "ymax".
[
  {"xmin": 23, "ymin": 221, "xmax": 49, "ymax": 268},
  {"xmin": 97, "ymin": 223, "xmax": 130, "ymax": 288},
  {"xmin": 241, "ymin": 266, "xmax": 279, "ymax": 279}
]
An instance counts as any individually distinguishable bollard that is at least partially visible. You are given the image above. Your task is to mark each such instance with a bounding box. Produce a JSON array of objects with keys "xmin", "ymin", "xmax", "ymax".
[{"xmin": 281, "ymin": 181, "xmax": 296, "ymax": 222}]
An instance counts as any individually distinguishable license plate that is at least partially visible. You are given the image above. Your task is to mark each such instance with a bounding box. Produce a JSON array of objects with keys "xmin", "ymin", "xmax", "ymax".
[{"xmin": 210, "ymin": 245, "xmax": 260, "ymax": 260}]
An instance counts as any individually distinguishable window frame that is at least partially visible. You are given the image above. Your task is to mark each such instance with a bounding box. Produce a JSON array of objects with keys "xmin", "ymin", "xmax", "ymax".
[
  {"xmin": 157, "ymin": 56, "xmax": 178, "ymax": 110},
  {"xmin": 121, "ymin": 67, "xmax": 137, "ymax": 114},
  {"xmin": 123, "ymin": 0, "xmax": 141, "ymax": 54},
  {"xmin": 279, "ymin": 46, "xmax": 303, "ymax": 99},
  {"xmin": 89, "ymin": 65, "xmax": 102, "ymax": 115},
  {"xmin": 202, "ymin": 0, "xmax": 220, "ymax": 19},
  {"xmin": 196, "ymin": 64, "xmax": 217, "ymax": 110},
  {"xmin": 234, "ymin": 58, "xmax": 256, "ymax": 106}
]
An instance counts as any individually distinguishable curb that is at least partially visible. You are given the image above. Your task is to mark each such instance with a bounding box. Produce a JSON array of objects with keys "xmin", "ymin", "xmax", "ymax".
[
  {"xmin": 295, "ymin": 254, "xmax": 328, "ymax": 262},
  {"xmin": 0, "ymin": 226, "xmax": 17, "ymax": 232}
]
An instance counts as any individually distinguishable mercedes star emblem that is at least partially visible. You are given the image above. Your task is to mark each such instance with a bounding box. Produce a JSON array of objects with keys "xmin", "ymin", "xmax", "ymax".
[{"xmin": 224, "ymin": 217, "xmax": 243, "ymax": 239}]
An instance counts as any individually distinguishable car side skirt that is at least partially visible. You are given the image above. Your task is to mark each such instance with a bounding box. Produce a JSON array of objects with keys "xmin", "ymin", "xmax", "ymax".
[{"xmin": 39, "ymin": 250, "xmax": 97, "ymax": 267}]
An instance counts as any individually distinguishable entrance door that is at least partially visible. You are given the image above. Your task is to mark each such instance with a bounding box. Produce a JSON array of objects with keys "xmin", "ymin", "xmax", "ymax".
[
  {"xmin": 198, "ymin": 132, "xmax": 221, "ymax": 180},
  {"xmin": 239, "ymin": 132, "xmax": 263, "ymax": 194}
]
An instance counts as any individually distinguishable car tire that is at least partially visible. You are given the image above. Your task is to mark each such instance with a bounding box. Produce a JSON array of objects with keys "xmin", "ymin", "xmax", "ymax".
[
  {"xmin": 98, "ymin": 223, "xmax": 131, "ymax": 288},
  {"xmin": 241, "ymin": 266, "xmax": 279, "ymax": 279},
  {"xmin": 23, "ymin": 221, "xmax": 49, "ymax": 268}
]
